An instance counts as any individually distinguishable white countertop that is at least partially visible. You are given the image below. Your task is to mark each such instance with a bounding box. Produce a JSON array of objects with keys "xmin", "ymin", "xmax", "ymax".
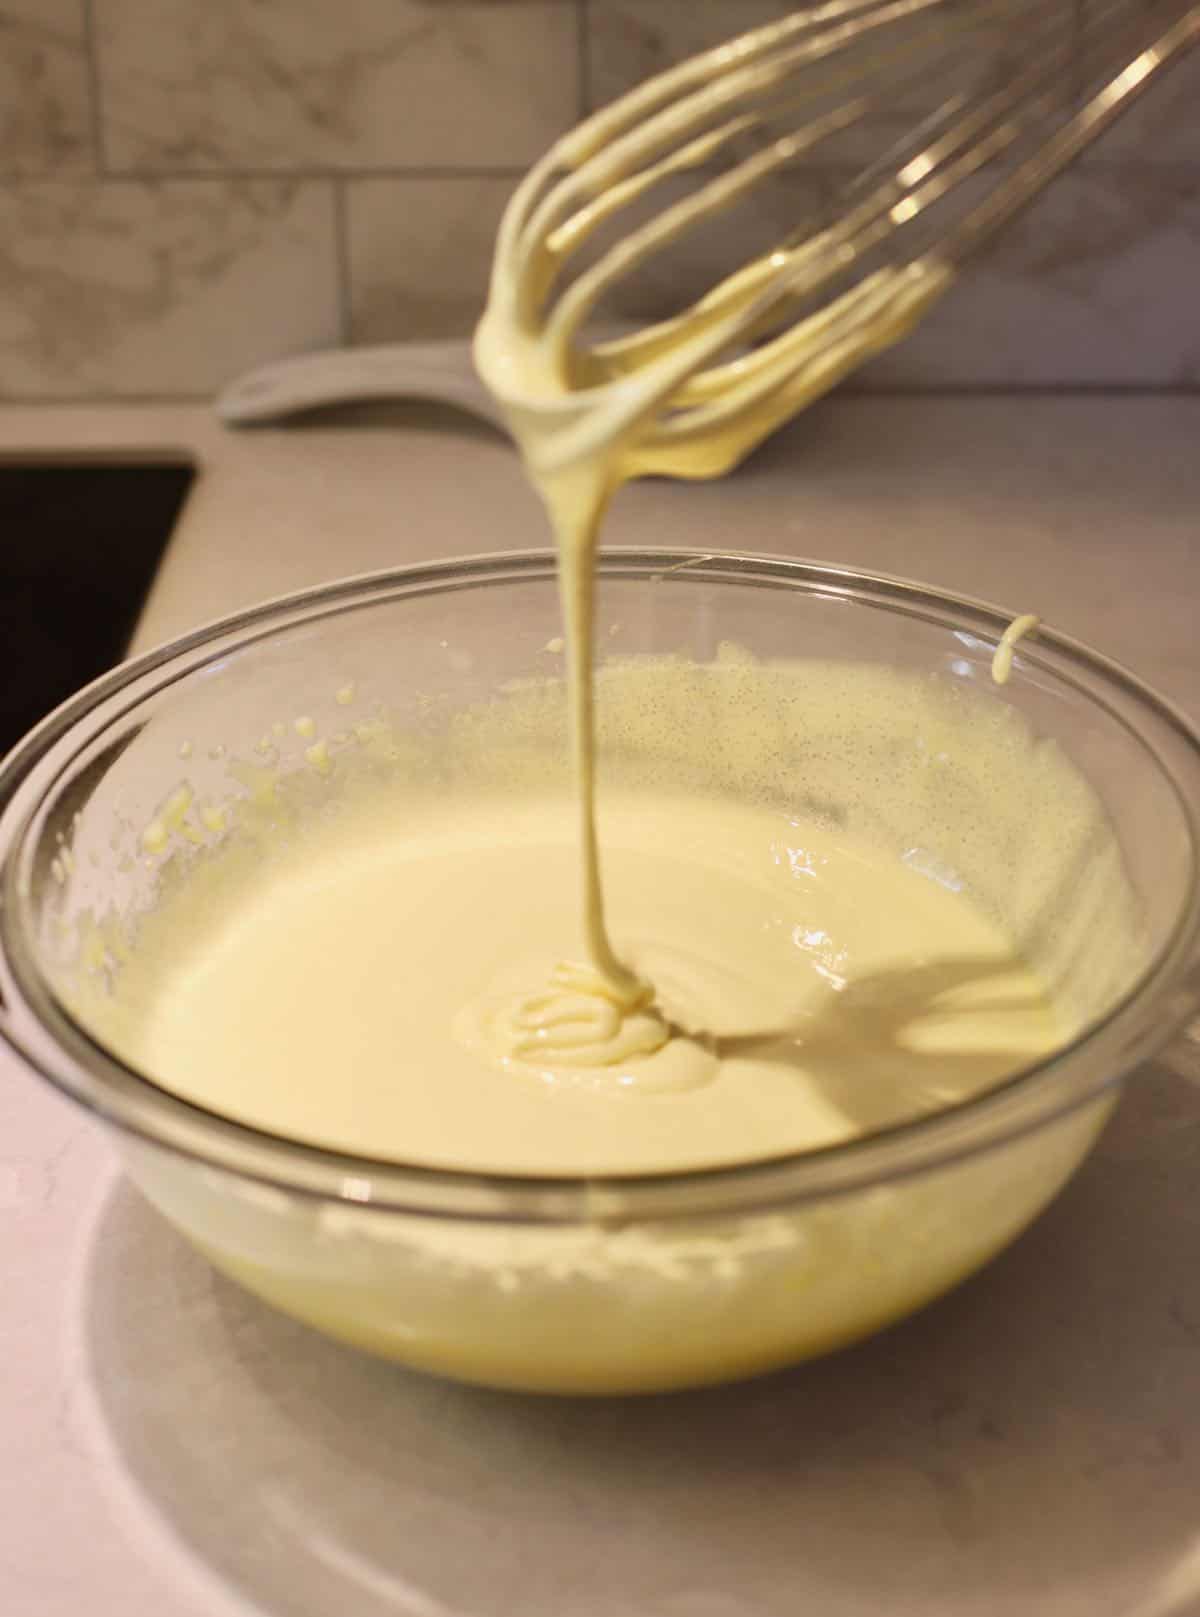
[{"xmin": 3, "ymin": 396, "xmax": 1200, "ymax": 1617}]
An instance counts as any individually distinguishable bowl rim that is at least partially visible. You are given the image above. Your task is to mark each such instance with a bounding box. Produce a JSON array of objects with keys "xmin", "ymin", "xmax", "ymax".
[{"xmin": 2, "ymin": 547, "xmax": 1199, "ymax": 1225}]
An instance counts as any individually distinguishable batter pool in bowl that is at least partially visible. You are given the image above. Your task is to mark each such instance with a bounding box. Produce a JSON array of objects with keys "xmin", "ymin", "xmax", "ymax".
[{"xmin": 2, "ymin": 554, "xmax": 1198, "ymax": 1394}]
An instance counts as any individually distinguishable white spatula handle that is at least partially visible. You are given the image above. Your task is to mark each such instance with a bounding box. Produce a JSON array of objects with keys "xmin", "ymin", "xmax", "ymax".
[{"xmin": 215, "ymin": 341, "xmax": 509, "ymax": 431}]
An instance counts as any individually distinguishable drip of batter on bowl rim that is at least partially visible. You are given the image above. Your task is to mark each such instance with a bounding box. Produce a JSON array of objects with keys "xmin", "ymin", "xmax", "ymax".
[{"xmin": 992, "ymin": 613, "xmax": 1040, "ymax": 686}]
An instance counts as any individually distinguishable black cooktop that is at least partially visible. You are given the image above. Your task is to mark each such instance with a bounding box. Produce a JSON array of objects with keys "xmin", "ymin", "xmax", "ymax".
[{"xmin": 0, "ymin": 461, "xmax": 195, "ymax": 755}]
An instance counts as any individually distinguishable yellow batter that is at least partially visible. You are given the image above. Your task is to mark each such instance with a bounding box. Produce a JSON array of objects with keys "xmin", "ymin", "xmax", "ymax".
[
  {"xmin": 88, "ymin": 307, "xmax": 1071, "ymax": 1179},
  {"xmin": 992, "ymin": 612, "xmax": 1040, "ymax": 685},
  {"xmin": 44, "ymin": 24, "xmax": 1155, "ymax": 1393},
  {"xmin": 73, "ymin": 35, "xmax": 1096, "ymax": 1186},
  {"xmin": 107, "ymin": 783, "xmax": 1062, "ymax": 1176},
  {"xmin": 63, "ymin": 633, "xmax": 1142, "ymax": 1390}
]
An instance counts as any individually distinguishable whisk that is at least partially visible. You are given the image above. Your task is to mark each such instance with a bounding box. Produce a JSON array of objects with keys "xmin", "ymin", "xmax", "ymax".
[{"xmin": 476, "ymin": 0, "xmax": 1200, "ymax": 481}]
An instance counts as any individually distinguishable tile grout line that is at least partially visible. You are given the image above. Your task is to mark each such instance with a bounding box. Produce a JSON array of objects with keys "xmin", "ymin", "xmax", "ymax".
[
  {"xmin": 2, "ymin": 157, "xmax": 1196, "ymax": 187},
  {"xmin": 81, "ymin": 0, "xmax": 110, "ymax": 174},
  {"xmin": 2, "ymin": 385, "xmax": 1198, "ymax": 409},
  {"xmin": 0, "ymin": 165, "xmax": 534, "ymax": 185},
  {"xmin": 837, "ymin": 382, "xmax": 1200, "ymax": 397},
  {"xmin": 0, "ymin": 393, "xmax": 218, "ymax": 406},
  {"xmin": 332, "ymin": 179, "xmax": 353, "ymax": 347},
  {"xmin": 1072, "ymin": 0, "xmax": 1088, "ymax": 107},
  {"xmin": 577, "ymin": 0, "xmax": 591, "ymax": 119}
]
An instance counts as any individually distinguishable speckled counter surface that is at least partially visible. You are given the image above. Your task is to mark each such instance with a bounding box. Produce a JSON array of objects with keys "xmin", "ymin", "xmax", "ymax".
[{"xmin": 2, "ymin": 397, "xmax": 1199, "ymax": 1617}]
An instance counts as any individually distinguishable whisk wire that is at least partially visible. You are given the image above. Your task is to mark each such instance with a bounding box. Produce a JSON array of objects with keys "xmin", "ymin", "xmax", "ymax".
[{"xmin": 480, "ymin": 0, "xmax": 1200, "ymax": 480}]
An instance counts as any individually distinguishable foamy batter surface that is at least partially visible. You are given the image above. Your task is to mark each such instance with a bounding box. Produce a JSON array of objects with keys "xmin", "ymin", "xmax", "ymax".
[{"xmin": 107, "ymin": 780, "xmax": 1062, "ymax": 1176}]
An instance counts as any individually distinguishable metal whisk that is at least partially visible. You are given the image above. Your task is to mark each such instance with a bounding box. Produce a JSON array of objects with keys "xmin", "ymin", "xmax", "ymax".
[{"xmin": 477, "ymin": 0, "xmax": 1200, "ymax": 481}]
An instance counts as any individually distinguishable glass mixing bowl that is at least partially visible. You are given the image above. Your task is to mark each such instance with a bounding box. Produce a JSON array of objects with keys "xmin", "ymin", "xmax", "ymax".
[{"xmin": 3, "ymin": 552, "xmax": 1199, "ymax": 1395}]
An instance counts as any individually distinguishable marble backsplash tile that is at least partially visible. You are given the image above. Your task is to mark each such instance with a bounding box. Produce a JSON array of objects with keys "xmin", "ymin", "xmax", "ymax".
[
  {"xmin": 0, "ymin": 181, "xmax": 338, "ymax": 396},
  {"xmin": 585, "ymin": 1, "xmax": 1079, "ymax": 135},
  {"xmin": 853, "ymin": 165, "xmax": 1200, "ymax": 387},
  {"xmin": 1082, "ymin": 50, "xmax": 1200, "ymax": 162},
  {"xmin": 0, "ymin": 0, "xmax": 1196, "ymax": 399},
  {"xmin": 591, "ymin": 168, "xmax": 830, "ymax": 327},
  {"xmin": 0, "ymin": 0, "xmax": 94, "ymax": 174},
  {"xmin": 585, "ymin": 0, "xmax": 795, "ymax": 111},
  {"xmin": 345, "ymin": 163, "xmax": 827, "ymax": 353},
  {"xmin": 93, "ymin": 0, "xmax": 579, "ymax": 171},
  {"xmin": 347, "ymin": 177, "xmax": 516, "ymax": 344}
]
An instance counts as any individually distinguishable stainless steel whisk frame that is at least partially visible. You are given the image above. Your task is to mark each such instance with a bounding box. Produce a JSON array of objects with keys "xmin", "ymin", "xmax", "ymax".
[{"xmin": 478, "ymin": 0, "xmax": 1200, "ymax": 478}]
